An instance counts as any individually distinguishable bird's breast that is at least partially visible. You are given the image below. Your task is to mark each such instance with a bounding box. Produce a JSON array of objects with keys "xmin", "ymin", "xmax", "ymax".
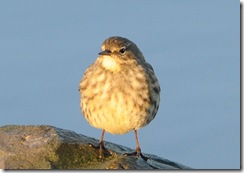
[{"xmin": 80, "ymin": 65, "xmax": 151, "ymax": 134}]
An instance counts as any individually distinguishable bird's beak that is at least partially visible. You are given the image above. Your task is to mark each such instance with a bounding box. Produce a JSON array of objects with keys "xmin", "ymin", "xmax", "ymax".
[{"xmin": 99, "ymin": 50, "xmax": 111, "ymax": 55}]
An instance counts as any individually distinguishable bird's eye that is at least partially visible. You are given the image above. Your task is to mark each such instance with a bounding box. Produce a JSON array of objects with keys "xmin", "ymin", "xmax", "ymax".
[{"xmin": 119, "ymin": 47, "xmax": 126, "ymax": 54}]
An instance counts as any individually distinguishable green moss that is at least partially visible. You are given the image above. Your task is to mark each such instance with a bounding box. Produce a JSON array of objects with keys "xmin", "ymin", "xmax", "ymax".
[{"xmin": 49, "ymin": 142, "xmax": 115, "ymax": 169}]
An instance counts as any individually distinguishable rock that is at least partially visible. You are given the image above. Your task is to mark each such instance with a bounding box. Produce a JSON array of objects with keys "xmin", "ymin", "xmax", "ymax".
[{"xmin": 0, "ymin": 125, "xmax": 191, "ymax": 169}]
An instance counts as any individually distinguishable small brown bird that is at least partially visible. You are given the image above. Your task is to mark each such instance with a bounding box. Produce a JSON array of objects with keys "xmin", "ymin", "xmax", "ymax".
[{"xmin": 79, "ymin": 36, "xmax": 160, "ymax": 160}]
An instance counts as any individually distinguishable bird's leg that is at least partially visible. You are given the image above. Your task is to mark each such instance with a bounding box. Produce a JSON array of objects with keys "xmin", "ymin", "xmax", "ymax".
[
  {"xmin": 88, "ymin": 130, "xmax": 111, "ymax": 159},
  {"xmin": 123, "ymin": 130, "xmax": 150, "ymax": 161},
  {"xmin": 134, "ymin": 129, "xmax": 142, "ymax": 158},
  {"xmin": 98, "ymin": 130, "xmax": 106, "ymax": 158}
]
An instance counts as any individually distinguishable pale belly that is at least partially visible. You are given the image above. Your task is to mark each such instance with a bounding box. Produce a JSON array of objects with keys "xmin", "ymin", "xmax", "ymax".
[{"xmin": 81, "ymin": 79, "xmax": 151, "ymax": 134}]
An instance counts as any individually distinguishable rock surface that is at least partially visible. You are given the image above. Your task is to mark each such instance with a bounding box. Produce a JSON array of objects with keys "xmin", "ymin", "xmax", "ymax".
[{"xmin": 0, "ymin": 125, "xmax": 191, "ymax": 169}]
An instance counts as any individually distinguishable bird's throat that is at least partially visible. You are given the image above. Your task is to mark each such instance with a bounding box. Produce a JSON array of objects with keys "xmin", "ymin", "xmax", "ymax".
[{"xmin": 101, "ymin": 55, "xmax": 120, "ymax": 72}]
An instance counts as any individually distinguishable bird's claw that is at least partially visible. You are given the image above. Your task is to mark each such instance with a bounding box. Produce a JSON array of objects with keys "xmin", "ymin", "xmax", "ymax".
[
  {"xmin": 88, "ymin": 142, "xmax": 112, "ymax": 159},
  {"xmin": 123, "ymin": 150, "xmax": 150, "ymax": 161}
]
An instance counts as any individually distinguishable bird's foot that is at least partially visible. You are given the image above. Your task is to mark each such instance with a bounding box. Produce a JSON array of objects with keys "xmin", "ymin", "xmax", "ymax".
[
  {"xmin": 88, "ymin": 141, "xmax": 112, "ymax": 159},
  {"xmin": 123, "ymin": 148, "xmax": 150, "ymax": 161}
]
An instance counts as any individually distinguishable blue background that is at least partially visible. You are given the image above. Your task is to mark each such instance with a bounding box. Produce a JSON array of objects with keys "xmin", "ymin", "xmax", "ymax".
[{"xmin": 0, "ymin": 0, "xmax": 240, "ymax": 169}]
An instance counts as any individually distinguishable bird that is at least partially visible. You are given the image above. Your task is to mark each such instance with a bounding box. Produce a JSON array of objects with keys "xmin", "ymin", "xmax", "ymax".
[{"xmin": 79, "ymin": 36, "xmax": 160, "ymax": 160}]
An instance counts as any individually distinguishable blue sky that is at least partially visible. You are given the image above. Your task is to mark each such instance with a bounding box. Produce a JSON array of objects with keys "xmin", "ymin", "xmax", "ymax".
[{"xmin": 0, "ymin": 0, "xmax": 240, "ymax": 169}]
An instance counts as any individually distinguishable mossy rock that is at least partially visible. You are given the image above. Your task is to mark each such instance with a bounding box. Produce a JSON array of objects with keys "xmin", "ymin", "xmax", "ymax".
[{"xmin": 0, "ymin": 125, "xmax": 191, "ymax": 169}]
